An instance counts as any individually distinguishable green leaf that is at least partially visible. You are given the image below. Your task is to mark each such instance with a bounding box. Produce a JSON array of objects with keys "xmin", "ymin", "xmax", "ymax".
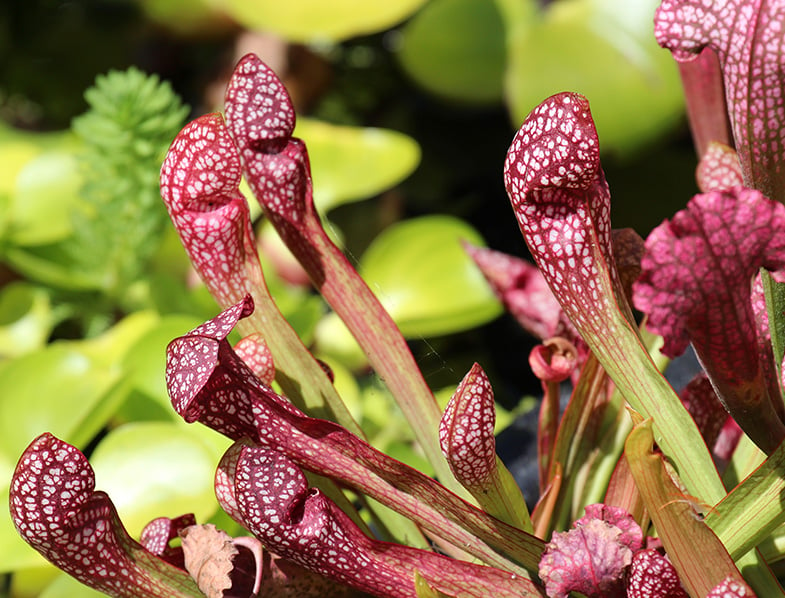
[
  {"xmin": 762, "ymin": 269, "xmax": 785, "ymax": 377},
  {"xmin": 625, "ymin": 419, "xmax": 757, "ymax": 597},
  {"xmin": 6, "ymin": 148, "xmax": 83, "ymax": 246},
  {"xmin": 398, "ymin": 0, "xmax": 507, "ymax": 104},
  {"xmin": 294, "ymin": 118, "xmax": 421, "ymax": 213},
  {"xmin": 139, "ymin": 0, "xmax": 234, "ymax": 36},
  {"xmin": 0, "ymin": 282, "xmax": 56, "ymax": 358},
  {"xmin": 89, "ymin": 422, "xmax": 225, "ymax": 536},
  {"xmin": 313, "ymin": 311, "xmax": 369, "ymax": 371},
  {"xmin": 708, "ymin": 435, "xmax": 785, "ymax": 560},
  {"xmin": 78, "ymin": 309, "xmax": 161, "ymax": 366},
  {"xmin": 0, "ymin": 310, "xmax": 160, "ymax": 473},
  {"xmin": 0, "ymin": 344, "xmax": 123, "ymax": 465},
  {"xmin": 0, "ymin": 139, "xmax": 41, "ymax": 197},
  {"xmin": 502, "ymin": 0, "xmax": 683, "ymax": 155},
  {"xmin": 359, "ymin": 215, "xmax": 502, "ymax": 337},
  {"xmin": 0, "ymin": 126, "xmax": 77, "ymax": 193},
  {"xmin": 39, "ymin": 572, "xmax": 107, "ymax": 598},
  {"xmin": 219, "ymin": 0, "xmax": 428, "ymax": 42},
  {"xmin": 2, "ymin": 242, "xmax": 104, "ymax": 290}
]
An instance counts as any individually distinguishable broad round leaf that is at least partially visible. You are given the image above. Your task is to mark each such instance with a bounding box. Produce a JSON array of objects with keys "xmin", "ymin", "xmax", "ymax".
[
  {"xmin": 8, "ymin": 149, "xmax": 82, "ymax": 245},
  {"xmin": 219, "ymin": 0, "xmax": 427, "ymax": 42},
  {"xmin": 294, "ymin": 118, "xmax": 421, "ymax": 212},
  {"xmin": 359, "ymin": 215, "xmax": 502, "ymax": 337},
  {"xmin": 139, "ymin": 0, "xmax": 234, "ymax": 36},
  {"xmin": 2, "ymin": 242, "xmax": 105, "ymax": 290},
  {"xmin": 0, "ymin": 345, "xmax": 121, "ymax": 465},
  {"xmin": 89, "ymin": 422, "xmax": 222, "ymax": 536},
  {"xmin": 0, "ymin": 139, "xmax": 40, "ymax": 196},
  {"xmin": 0, "ymin": 282, "xmax": 55, "ymax": 358},
  {"xmin": 313, "ymin": 312, "xmax": 369, "ymax": 372},
  {"xmin": 77, "ymin": 310, "xmax": 161, "ymax": 367},
  {"xmin": 504, "ymin": 0, "xmax": 683, "ymax": 155},
  {"xmin": 398, "ymin": 0, "xmax": 506, "ymax": 104},
  {"xmin": 39, "ymin": 572, "xmax": 106, "ymax": 598},
  {"xmin": 315, "ymin": 216, "xmax": 502, "ymax": 367}
]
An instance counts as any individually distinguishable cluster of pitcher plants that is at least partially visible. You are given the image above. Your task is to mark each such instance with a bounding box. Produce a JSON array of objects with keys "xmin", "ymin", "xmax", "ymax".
[{"xmin": 11, "ymin": 0, "xmax": 785, "ymax": 596}]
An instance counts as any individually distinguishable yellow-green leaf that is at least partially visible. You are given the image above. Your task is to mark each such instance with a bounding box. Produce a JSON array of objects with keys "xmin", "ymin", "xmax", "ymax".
[{"xmin": 219, "ymin": 0, "xmax": 428, "ymax": 42}]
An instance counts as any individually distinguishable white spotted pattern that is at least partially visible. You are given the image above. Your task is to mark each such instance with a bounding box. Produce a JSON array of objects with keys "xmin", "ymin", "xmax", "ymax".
[
  {"xmin": 140, "ymin": 514, "xmax": 195, "ymax": 558},
  {"xmin": 233, "ymin": 333, "xmax": 275, "ymax": 386},
  {"xmin": 503, "ymin": 93, "xmax": 622, "ymax": 342},
  {"xmin": 166, "ymin": 301, "xmax": 545, "ymax": 579},
  {"xmin": 626, "ymin": 549, "xmax": 688, "ymax": 598},
  {"xmin": 706, "ymin": 576, "xmax": 754, "ymax": 597},
  {"xmin": 226, "ymin": 443, "xmax": 536, "ymax": 597},
  {"xmin": 224, "ymin": 54, "xmax": 316, "ymax": 241},
  {"xmin": 9, "ymin": 434, "xmax": 199, "ymax": 596},
  {"xmin": 160, "ymin": 113, "xmax": 263, "ymax": 309},
  {"xmin": 655, "ymin": 0, "xmax": 785, "ymax": 201},
  {"xmin": 439, "ymin": 363, "xmax": 497, "ymax": 488},
  {"xmin": 696, "ymin": 143, "xmax": 744, "ymax": 192}
]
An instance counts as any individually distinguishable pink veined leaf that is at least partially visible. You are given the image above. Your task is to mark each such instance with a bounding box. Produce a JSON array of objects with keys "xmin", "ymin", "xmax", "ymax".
[
  {"xmin": 439, "ymin": 363, "xmax": 497, "ymax": 490},
  {"xmin": 503, "ymin": 93, "xmax": 654, "ymax": 391},
  {"xmin": 626, "ymin": 549, "xmax": 689, "ymax": 598},
  {"xmin": 9, "ymin": 433, "xmax": 201, "ymax": 598},
  {"xmin": 213, "ymin": 440, "xmax": 254, "ymax": 541},
  {"xmin": 655, "ymin": 1, "xmax": 785, "ymax": 202},
  {"xmin": 167, "ymin": 298, "xmax": 545, "ymax": 572},
  {"xmin": 750, "ymin": 273, "xmax": 783, "ymax": 414},
  {"xmin": 538, "ymin": 504, "xmax": 643, "ymax": 598},
  {"xmin": 166, "ymin": 295, "xmax": 261, "ymax": 439},
  {"xmin": 160, "ymin": 113, "xmax": 264, "ymax": 311},
  {"xmin": 214, "ymin": 439, "xmax": 253, "ymax": 528},
  {"xmin": 140, "ymin": 514, "xmax": 196, "ymax": 570},
  {"xmin": 160, "ymin": 93, "xmax": 360, "ymax": 436},
  {"xmin": 632, "ymin": 186, "xmax": 785, "ymax": 454},
  {"xmin": 436, "ymin": 364, "xmax": 532, "ymax": 538},
  {"xmin": 575, "ymin": 504, "xmax": 643, "ymax": 553},
  {"xmin": 224, "ymin": 53, "xmax": 295, "ymax": 157},
  {"xmin": 223, "ymin": 54, "xmax": 318, "ymax": 275},
  {"xmin": 224, "ymin": 441, "xmax": 544, "ymax": 598},
  {"xmin": 462, "ymin": 242, "xmax": 564, "ymax": 340},
  {"xmin": 696, "ymin": 142, "xmax": 744, "ymax": 193}
]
